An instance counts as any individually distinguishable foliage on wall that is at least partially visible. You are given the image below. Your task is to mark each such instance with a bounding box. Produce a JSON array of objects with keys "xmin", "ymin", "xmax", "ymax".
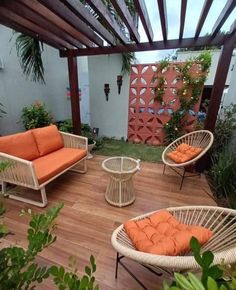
[{"xmin": 153, "ymin": 52, "xmax": 212, "ymax": 143}]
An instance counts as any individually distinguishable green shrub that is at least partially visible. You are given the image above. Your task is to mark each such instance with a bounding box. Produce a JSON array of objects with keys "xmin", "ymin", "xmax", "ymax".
[
  {"xmin": 59, "ymin": 119, "xmax": 73, "ymax": 133},
  {"xmin": 208, "ymin": 149, "xmax": 236, "ymax": 208},
  {"xmin": 59, "ymin": 120, "xmax": 104, "ymax": 147},
  {"xmin": 212, "ymin": 104, "xmax": 236, "ymax": 155},
  {"xmin": 207, "ymin": 104, "xmax": 236, "ymax": 209},
  {"xmin": 0, "ymin": 202, "xmax": 99, "ymax": 290},
  {"xmin": 21, "ymin": 101, "xmax": 54, "ymax": 130}
]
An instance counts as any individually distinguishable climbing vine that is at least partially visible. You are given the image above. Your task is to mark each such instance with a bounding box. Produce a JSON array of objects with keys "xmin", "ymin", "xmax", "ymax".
[{"xmin": 152, "ymin": 52, "xmax": 212, "ymax": 143}]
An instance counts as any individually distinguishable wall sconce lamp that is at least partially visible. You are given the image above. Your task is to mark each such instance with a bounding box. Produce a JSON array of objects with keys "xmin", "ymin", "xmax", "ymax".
[
  {"xmin": 117, "ymin": 75, "xmax": 123, "ymax": 94},
  {"xmin": 104, "ymin": 83, "xmax": 110, "ymax": 101}
]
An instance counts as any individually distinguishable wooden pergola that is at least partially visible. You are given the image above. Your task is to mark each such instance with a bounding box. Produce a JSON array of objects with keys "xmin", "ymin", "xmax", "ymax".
[{"xmin": 0, "ymin": 0, "xmax": 235, "ymax": 135}]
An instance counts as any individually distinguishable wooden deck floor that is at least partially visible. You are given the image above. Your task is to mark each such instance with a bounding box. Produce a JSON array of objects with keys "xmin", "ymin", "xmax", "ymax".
[{"xmin": 2, "ymin": 155, "xmax": 215, "ymax": 290}]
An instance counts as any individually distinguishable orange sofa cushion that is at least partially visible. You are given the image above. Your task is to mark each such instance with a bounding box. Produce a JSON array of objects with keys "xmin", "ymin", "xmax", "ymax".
[
  {"xmin": 32, "ymin": 125, "xmax": 64, "ymax": 156},
  {"xmin": 167, "ymin": 143, "xmax": 203, "ymax": 164},
  {"xmin": 0, "ymin": 131, "xmax": 39, "ymax": 161},
  {"xmin": 124, "ymin": 210, "xmax": 213, "ymax": 256},
  {"xmin": 33, "ymin": 147, "xmax": 87, "ymax": 184}
]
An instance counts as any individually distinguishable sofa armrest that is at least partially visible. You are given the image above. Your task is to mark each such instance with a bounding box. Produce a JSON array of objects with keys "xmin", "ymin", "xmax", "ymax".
[
  {"xmin": 60, "ymin": 131, "xmax": 88, "ymax": 151},
  {"xmin": 0, "ymin": 153, "xmax": 39, "ymax": 189}
]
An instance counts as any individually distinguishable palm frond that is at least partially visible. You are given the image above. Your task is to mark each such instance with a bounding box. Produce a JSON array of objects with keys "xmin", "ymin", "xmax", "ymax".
[
  {"xmin": 121, "ymin": 52, "xmax": 136, "ymax": 75},
  {"xmin": 15, "ymin": 34, "xmax": 45, "ymax": 84}
]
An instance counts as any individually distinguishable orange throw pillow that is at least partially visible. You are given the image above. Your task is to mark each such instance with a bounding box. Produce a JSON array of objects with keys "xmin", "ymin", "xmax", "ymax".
[
  {"xmin": 167, "ymin": 143, "xmax": 202, "ymax": 164},
  {"xmin": 0, "ymin": 130, "xmax": 39, "ymax": 160},
  {"xmin": 32, "ymin": 125, "xmax": 64, "ymax": 156},
  {"xmin": 124, "ymin": 210, "xmax": 213, "ymax": 256}
]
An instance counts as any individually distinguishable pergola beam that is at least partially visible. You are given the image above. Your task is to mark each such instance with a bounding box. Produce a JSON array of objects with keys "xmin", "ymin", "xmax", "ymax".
[
  {"xmin": 86, "ymin": 0, "xmax": 128, "ymax": 44},
  {"xmin": 179, "ymin": 0, "xmax": 187, "ymax": 40},
  {"xmin": 0, "ymin": 17, "xmax": 62, "ymax": 50},
  {"xmin": 211, "ymin": 0, "xmax": 236, "ymax": 38},
  {"xmin": 0, "ymin": 7, "xmax": 73, "ymax": 49},
  {"xmin": 1, "ymin": 0, "xmax": 83, "ymax": 49},
  {"xmin": 61, "ymin": 0, "xmax": 116, "ymax": 45},
  {"xmin": 110, "ymin": 0, "xmax": 140, "ymax": 43},
  {"xmin": 37, "ymin": 0, "xmax": 103, "ymax": 47},
  {"xmin": 133, "ymin": 0, "xmax": 153, "ymax": 42},
  {"xmin": 157, "ymin": 0, "xmax": 168, "ymax": 42},
  {"xmin": 18, "ymin": 0, "xmax": 93, "ymax": 47},
  {"xmin": 205, "ymin": 33, "xmax": 236, "ymax": 132},
  {"xmin": 60, "ymin": 34, "xmax": 227, "ymax": 57},
  {"xmin": 195, "ymin": 0, "xmax": 213, "ymax": 38},
  {"xmin": 67, "ymin": 51, "xmax": 81, "ymax": 135}
]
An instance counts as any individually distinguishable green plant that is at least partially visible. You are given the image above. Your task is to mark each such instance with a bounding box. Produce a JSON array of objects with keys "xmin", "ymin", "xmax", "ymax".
[
  {"xmin": 21, "ymin": 101, "xmax": 54, "ymax": 130},
  {"xmin": 121, "ymin": 52, "xmax": 136, "ymax": 75},
  {"xmin": 59, "ymin": 119, "xmax": 73, "ymax": 134},
  {"xmin": 163, "ymin": 237, "xmax": 236, "ymax": 290},
  {"xmin": 81, "ymin": 123, "xmax": 95, "ymax": 145},
  {"xmin": 152, "ymin": 52, "xmax": 211, "ymax": 143},
  {"xmin": 211, "ymin": 104, "xmax": 236, "ymax": 155},
  {"xmin": 208, "ymin": 149, "xmax": 236, "ymax": 209},
  {"xmin": 15, "ymin": 33, "xmax": 45, "ymax": 84},
  {"xmin": 0, "ymin": 203, "xmax": 99, "ymax": 290}
]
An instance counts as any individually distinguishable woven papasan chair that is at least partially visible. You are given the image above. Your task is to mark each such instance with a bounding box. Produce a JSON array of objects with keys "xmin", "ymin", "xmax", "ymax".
[
  {"xmin": 111, "ymin": 206, "xmax": 236, "ymax": 289},
  {"xmin": 162, "ymin": 130, "xmax": 214, "ymax": 189}
]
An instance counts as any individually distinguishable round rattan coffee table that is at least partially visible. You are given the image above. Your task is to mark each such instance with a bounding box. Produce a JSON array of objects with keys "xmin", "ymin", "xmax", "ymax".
[{"xmin": 102, "ymin": 157, "xmax": 140, "ymax": 207}]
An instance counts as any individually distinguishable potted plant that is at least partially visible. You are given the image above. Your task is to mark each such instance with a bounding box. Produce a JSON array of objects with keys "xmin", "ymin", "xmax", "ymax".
[
  {"xmin": 81, "ymin": 124, "xmax": 96, "ymax": 159},
  {"xmin": 59, "ymin": 120, "xmax": 97, "ymax": 159}
]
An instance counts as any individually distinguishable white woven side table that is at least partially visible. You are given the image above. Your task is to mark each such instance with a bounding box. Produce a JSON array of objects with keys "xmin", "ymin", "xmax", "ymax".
[{"xmin": 102, "ymin": 157, "xmax": 140, "ymax": 207}]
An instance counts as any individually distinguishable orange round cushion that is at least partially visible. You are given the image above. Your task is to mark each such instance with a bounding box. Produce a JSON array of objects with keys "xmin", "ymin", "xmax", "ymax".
[{"xmin": 124, "ymin": 210, "xmax": 213, "ymax": 256}]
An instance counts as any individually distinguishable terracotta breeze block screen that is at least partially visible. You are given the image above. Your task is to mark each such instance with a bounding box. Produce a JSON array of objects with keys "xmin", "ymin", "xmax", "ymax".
[{"xmin": 127, "ymin": 63, "xmax": 203, "ymax": 145}]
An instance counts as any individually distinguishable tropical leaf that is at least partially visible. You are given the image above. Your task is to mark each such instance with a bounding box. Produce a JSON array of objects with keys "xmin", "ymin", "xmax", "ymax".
[{"xmin": 15, "ymin": 33, "xmax": 45, "ymax": 84}]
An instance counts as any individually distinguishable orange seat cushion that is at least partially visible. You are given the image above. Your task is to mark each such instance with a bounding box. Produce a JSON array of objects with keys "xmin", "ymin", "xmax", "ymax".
[
  {"xmin": 124, "ymin": 210, "xmax": 213, "ymax": 256},
  {"xmin": 32, "ymin": 125, "xmax": 64, "ymax": 156},
  {"xmin": 167, "ymin": 143, "xmax": 202, "ymax": 164},
  {"xmin": 33, "ymin": 147, "xmax": 87, "ymax": 184},
  {"xmin": 0, "ymin": 131, "xmax": 39, "ymax": 161}
]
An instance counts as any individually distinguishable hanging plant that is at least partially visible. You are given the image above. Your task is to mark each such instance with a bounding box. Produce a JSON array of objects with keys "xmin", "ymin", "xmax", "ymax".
[
  {"xmin": 121, "ymin": 52, "xmax": 136, "ymax": 76},
  {"xmin": 15, "ymin": 33, "xmax": 45, "ymax": 84}
]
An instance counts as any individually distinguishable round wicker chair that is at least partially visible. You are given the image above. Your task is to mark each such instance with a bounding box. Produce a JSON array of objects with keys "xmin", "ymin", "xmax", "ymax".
[
  {"xmin": 111, "ymin": 206, "xmax": 236, "ymax": 287},
  {"xmin": 162, "ymin": 130, "xmax": 214, "ymax": 189}
]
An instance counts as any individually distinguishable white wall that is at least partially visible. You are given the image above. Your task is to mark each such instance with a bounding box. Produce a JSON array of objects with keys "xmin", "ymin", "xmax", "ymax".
[
  {"xmin": 223, "ymin": 57, "xmax": 236, "ymax": 106},
  {"xmin": 0, "ymin": 25, "xmax": 90, "ymax": 135},
  {"xmin": 176, "ymin": 49, "xmax": 236, "ymax": 86},
  {"xmin": 88, "ymin": 54, "xmax": 130, "ymax": 139}
]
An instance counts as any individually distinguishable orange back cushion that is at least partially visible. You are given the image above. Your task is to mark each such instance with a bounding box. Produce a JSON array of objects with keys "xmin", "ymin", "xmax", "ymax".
[
  {"xmin": 124, "ymin": 210, "xmax": 213, "ymax": 256},
  {"xmin": 32, "ymin": 125, "xmax": 64, "ymax": 156},
  {"xmin": 0, "ymin": 131, "xmax": 39, "ymax": 160},
  {"xmin": 167, "ymin": 143, "xmax": 202, "ymax": 164}
]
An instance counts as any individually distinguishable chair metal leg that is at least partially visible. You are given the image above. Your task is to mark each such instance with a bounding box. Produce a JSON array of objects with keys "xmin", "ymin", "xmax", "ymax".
[
  {"xmin": 180, "ymin": 168, "xmax": 186, "ymax": 190},
  {"xmin": 163, "ymin": 164, "xmax": 166, "ymax": 175},
  {"xmin": 115, "ymin": 252, "xmax": 119, "ymax": 279}
]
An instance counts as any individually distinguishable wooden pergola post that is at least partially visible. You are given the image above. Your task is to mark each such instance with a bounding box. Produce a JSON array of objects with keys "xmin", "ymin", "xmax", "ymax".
[
  {"xmin": 205, "ymin": 33, "xmax": 236, "ymax": 132},
  {"xmin": 67, "ymin": 50, "xmax": 81, "ymax": 135}
]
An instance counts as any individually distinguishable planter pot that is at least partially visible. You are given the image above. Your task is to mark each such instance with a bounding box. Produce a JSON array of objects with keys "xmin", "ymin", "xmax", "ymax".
[{"xmin": 87, "ymin": 141, "xmax": 96, "ymax": 159}]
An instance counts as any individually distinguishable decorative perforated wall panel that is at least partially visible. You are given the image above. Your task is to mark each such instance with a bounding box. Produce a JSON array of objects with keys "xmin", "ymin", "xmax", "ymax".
[{"xmin": 127, "ymin": 63, "xmax": 203, "ymax": 145}]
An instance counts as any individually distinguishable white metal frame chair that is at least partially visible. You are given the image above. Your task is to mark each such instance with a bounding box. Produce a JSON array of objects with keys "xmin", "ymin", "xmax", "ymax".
[
  {"xmin": 162, "ymin": 130, "xmax": 214, "ymax": 189},
  {"xmin": 111, "ymin": 206, "xmax": 236, "ymax": 290},
  {"xmin": 0, "ymin": 132, "xmax": 88, "ymax": 207}
]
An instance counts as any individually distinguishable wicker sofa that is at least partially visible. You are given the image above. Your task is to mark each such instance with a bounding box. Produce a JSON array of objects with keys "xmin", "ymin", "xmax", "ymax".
[{"xmin": 0, "ymin": 125, "xmax": 88, "ymax": 207}]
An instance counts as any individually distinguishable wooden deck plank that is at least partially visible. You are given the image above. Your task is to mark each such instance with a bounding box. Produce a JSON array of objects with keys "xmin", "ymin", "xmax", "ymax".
[{"xmin": 1, "ymin": 155, "xmax": 215, "ymax": 289}]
